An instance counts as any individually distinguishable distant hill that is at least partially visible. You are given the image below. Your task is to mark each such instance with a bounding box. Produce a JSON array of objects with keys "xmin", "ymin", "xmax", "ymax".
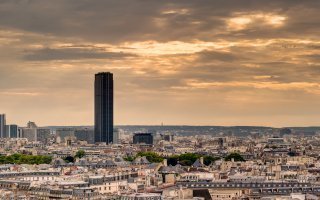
[{"xmin": 44, "ymin": 125, "xmax": 320, "ymax": 136}]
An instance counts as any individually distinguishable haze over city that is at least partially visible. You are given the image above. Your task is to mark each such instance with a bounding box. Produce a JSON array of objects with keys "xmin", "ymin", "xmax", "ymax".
[{"xmin": 1, "ymin": 0, "xmax": 320, "ymax": 127}]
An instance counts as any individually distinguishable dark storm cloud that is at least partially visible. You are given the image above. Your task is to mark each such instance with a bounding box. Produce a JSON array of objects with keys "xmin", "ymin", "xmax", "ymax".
[
  {"xmin": 23, "ymin": 48, "xmax": 136, "ymax": 61},
  {"xmin": 0, "ymin": 0, "xmax": 320, "ymax": 42}
]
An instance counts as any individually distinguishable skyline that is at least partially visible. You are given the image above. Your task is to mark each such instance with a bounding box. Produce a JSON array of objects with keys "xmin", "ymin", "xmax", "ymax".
[{"xmin": 1, "ymin": 0, "xmax": 320, "ymax": 127}]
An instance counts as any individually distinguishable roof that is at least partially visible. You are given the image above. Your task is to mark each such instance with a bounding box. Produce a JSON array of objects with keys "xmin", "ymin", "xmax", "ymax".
[
  {"xmin": 158, "ymin": 166, "xmax": 185, "ymax": 174},
  {"xmin": 132, "ymin": 156, "xmax": 150, "ymax": 165},
  {"xmin": 192, "ymin": 159, "xmax": 205, "ymax": 168}
]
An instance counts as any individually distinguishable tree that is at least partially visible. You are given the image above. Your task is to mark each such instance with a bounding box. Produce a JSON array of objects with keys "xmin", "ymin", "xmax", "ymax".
[
  {"xmin": 75, "ymin": 150, "xmax": 85, "ymax": 158},
  {"xmin": 176, "ymin": 153, "xmax": 199, "ymax": 166},
  {"xmin": 166, "ymin": 153, "xmax": 219, "ymax": 166},
  {"xmin": 136, "ymin": 152, "xmax": 164, "ymax": 163},
  {"xmin": 123, "ymin": 156, "xmax": 134, "ymax": 162},
  {"xmin": 42, "ymin": 155, "xmax": 53, "ymax": 164},
  {"xmin": 129, "ymin": 152, "xmax": 219, "ymax": 166},
  {"xmin": 203, "ymin": 155, "xmax": 219, "ymax": 165},
  {"xmin": 64, "ymin": 156, "xmax": 75, "ymax": 163},
  {"xmin": 224, "ymin": 153, "xmax": 245, "ymax": 162},
  {"xmin": 167, "ymin": 155, "xmax": 179, "ymax": 166},
  {"xmin": 0, "ymin": 154, "xmax": 52, "ymax": 165}
]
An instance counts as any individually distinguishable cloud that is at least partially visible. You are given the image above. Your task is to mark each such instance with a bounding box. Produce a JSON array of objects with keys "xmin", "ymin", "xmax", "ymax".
[
  {"xmin": 183, "ymin": 79, "xmax": 320, "ymax": 93},
  {"xmin": 0, "ymin": 91, "xmax": 41, "ymax": 96},
  {"xmin": 23, "ymin": 47, "xmax": 137, "ymax": 61},
  {"xmin": 0, "ymin": 0, "xmax": 319, "ymax": 43},
  {"xmin": 226, "ymin": 12, "xmax": 286, "ymax": 31},
  {"xmin": 196, "ymin": 50, "xmax": 242, "ymax": 62},
  {"xmin": 1, "ymin": 0, "xmax": 320, "ymax": 126}
]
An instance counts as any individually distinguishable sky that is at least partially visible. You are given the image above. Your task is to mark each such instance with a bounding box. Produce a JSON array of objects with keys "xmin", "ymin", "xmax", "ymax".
[{"xmin": 1, "ymin": 0, "xmax": 320, "ymax": 127}]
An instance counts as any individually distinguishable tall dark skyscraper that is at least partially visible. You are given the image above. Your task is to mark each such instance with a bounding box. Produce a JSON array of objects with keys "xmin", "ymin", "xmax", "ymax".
[
  {"xmin": 0, "ymin": 114, "xmax": 6, "ymax": 138},
  {"xmin": 94, "ymin": 72, "xmax": 114, "ymax": 144},
  {"xmin": 6, "ymin": 124, "xmax": 18, "ymax": 138}
]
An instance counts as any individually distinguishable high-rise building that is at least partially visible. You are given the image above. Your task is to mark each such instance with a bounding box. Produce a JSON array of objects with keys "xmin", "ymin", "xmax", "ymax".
[
  {"xmin": 94, "ymin": 72, "xmax": 114, "ymax": 144},
  {"xmin": 75, "ymin": 128, "xmax": 94, "ymax": 144},
  {"xmin": 133, "ymin": 133, "xmax": 154, "ymax": 145},
  {"xmin": 36, "ymin": 128, "xmax": 51, "ymax": 144},
  {"xmin": 18, "ymin": 128, "xmax": 23, "ymax": 138},
  {"xmin": 22, "ymin": 128, "xmax": 37, "ymax": 142},
  {"xmin": 113, "ymin": 128, "xmax": 120, "ymax": 144},
  {"xmin": 21, "ymin": 121, "xmax": 51, "ymax": 144},
  {"xmin": 0, "ymin": 114, "xmax": 6, "ymax": 138},
  {"xmin": 56, "ymin": 128, "xmax": 75, "ymax": 143},
  {"xmin": 161, "ymin": 133, "xmax": 174, "ymax": 142},
  {"xmin": 22, "ymin": 127, "xmax": 51, "ymax": 144},
  {"xmin": 6, "ymin": 124, "xmax": 18, "ymax": 138},
  {"xmin": 27, "ymin": 121, "xmax": 37, "ymax": 128}
]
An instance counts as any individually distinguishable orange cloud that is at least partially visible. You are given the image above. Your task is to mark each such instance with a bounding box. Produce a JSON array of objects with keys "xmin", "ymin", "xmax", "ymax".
[{"xmin": 227, "ymin": 12, "xmax": 287, "ymax": 30}]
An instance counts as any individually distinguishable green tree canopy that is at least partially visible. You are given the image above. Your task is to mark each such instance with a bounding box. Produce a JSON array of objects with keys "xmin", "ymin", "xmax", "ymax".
[
  {"xmin": 224, "ymin": 153, "xmax": 245, "ymax": 162},
  {"xmin": 167, "ymin": 153, "xmax": 219, "ymax": 166},
  {"xmin": 123, "ymin": 156, "xmax": 134, "ymax": 162},
  {"xmin": 75, "ymin": 150, "xmax": 85, "ymax": 158},
  {"xmin": 64, "ymin": 156, "xmax": 75, "ymax": 163},
  {"xmin": 0, "ymin": 154, "xmax": 52, "ymax": 165},
  {"xmin": 136, "ymin": 152, "xmax": 164, "ymax": 163},
  {"xmin": 203, "ymin": 155, "xmax": 220, "ymax": 165},
  {"xmin": 124, "ymin": 152, "xmax": 219, "ymax": 166}
]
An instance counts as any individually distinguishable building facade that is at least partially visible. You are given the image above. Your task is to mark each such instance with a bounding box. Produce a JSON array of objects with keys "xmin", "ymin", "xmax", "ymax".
[
  {"xmin": 133, "ymin": 133, "xmax": 154, "ymax": 145},
  {"xmin": 5, "ymin": 124, "xmax": 18, "ymax": 138},
  {"xmin": 22, "ymin": 128, "xmax": 37, "ymax": 142},
  {"xmin": 22, "ymin": 127, "xmax": 51, "ymax": 144},
  {"xmin": 0, "ymin": 114, "xmax": 6, "ymax": 138},
  {"xmin": 56, "ymin": 128, "xmax": 75, "ymax": 143},
  {"xmin": 94, "ymin": 72, "xmax": 114, "ymax": 144},
  {"xmin": 37, "ymin": 128, "xmax": 51, "ymax": 144},
  {"xmin": 75, "ymin": 128, "xmax": 94, "ymax": 144}
]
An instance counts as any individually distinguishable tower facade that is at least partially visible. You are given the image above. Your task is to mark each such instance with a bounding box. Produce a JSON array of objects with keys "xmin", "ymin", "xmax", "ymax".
[
  {"xmin": 6, "ymin": 124, "xmax": 18, "ymax": 138},
  {"xmin": 0, "ymin": 114, "xmax": 6, "ymax": 138},
  {"xmin": 94, "ymin": 72, "xmax": 114, "ymax": 144}
]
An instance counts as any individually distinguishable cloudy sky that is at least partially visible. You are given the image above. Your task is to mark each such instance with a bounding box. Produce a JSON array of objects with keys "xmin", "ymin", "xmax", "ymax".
[{"xmin": 1, "ymin": 0, "xmax": 320, "ymax": 127}]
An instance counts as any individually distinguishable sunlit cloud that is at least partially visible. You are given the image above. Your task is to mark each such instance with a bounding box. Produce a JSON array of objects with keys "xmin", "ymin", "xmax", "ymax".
[
  {"xmin": 162, "ymin": 8, "xmax": 190, "ymax": 15},
  {"xmin": 242, "ymin": 63, "xmax": 261, "ymax": 68},
  {"xmin": 227, "ymin": 12, "xmax": 287, "ymax": 30},
  {"xmin": 227, "ymin": 17, "xmax": 252, "ymax": 30},
  {"xmin": 0, "ymin": 91, "xmax": 41, "ymax": 96},
  {"xmin": 183, "ymin": 80, "xmax": 320, "ymax": 94},
  {"xmin": 119, "ymin": 40, "xmax": 217, "ymax": 55},
  {"xmin": 253, "ymin": 75, "xmax": 278, "ymax": 80}
]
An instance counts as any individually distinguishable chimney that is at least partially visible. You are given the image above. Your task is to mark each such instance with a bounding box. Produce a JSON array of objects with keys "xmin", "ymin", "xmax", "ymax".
[
  {"xmin": 200, "ymin": 157, "xmax": 204, "ymax": 165},
  {"xmin": 163, "ymin": 159, "xmax": 167, "ymax": 167}
]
